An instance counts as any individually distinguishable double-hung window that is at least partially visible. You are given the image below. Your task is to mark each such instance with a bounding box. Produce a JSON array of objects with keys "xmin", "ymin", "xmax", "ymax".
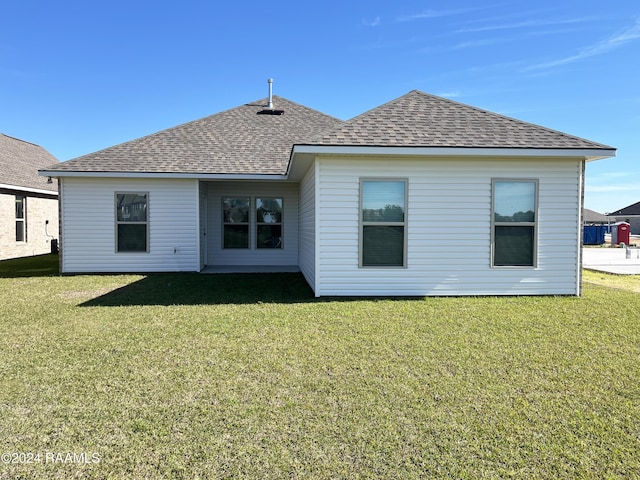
[
  {"xmin": 15, "ymin": 195, "xmax": 26, "ymax": 242},
  {"xmin": 360, "ymin": 179, "xmax": 407, "ymax": 267},
  {"xmin": 116, "ymin": 193, "xmax": 148, "ymax": 252},
  {"xmin": 492, "ymin": 180, "xmax": 537, "ymax": 267}
]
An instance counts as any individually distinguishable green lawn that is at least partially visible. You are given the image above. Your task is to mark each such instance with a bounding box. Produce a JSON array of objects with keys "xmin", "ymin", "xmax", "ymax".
[{"xmin": 1, "ymin": 255, "xmax": 639, "ymax": 479}]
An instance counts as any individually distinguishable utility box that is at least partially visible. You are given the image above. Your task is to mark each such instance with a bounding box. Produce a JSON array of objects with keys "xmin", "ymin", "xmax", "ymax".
[
  {"xmin": 612, "ymin": 222, "xmax": 630, "ymax": 245},
  {"xmin": 583, "ymin": 225, "xmax": 606, "ymax": 245}
]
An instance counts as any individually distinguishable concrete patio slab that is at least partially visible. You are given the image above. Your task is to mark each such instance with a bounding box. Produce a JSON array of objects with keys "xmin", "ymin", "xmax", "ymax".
[{"xmin": 583, "ymin": 247, "xmax": 640, "ymax": 275}]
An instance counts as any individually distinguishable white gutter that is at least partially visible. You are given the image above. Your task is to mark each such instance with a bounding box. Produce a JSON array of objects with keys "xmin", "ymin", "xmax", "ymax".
[
  {"xmin": 291, "ymin": 145, "xmax": 616, "ymax": 161},
  {"xmin": 0, "ymin": 182, "xmax": 59, "ymax": 196},
  {"xmin": 39, "ymin": 171, "xmax": 289, "ymax": 181}
]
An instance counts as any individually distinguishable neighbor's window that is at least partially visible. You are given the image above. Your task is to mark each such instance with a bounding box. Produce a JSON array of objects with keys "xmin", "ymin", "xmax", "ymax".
[
  {"xmin": 256, "ymin": 198, "xmax": 282, "ymax": 249},
  {"xmin": 116, "ymin": 193, "xmax": 148, "ymax": 252},
  {"xmin": 492, "ymin": 180, "xmax": 537, "ymax": 267},
  {"xmin": 360, "ymin": 179, "xmax": 407, "ymax": 267},
  {"xmin": 223, "ymin": 197, "xmax": 250, "ymax": 248},
  {"xmin": 15, "ymin": 195, "xmax": 26, "ymax": 242}
]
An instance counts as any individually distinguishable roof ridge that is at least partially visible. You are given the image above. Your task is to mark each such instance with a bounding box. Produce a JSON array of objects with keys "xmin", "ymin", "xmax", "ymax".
[
  {"xmin": 610, "ymin": 201, "xmax": 640, "ymax": 215},
  {"xmin": 309, "ymin": 89, "xmax": 615, "ymax": 150},
  {"xmin": 1, "ymin": 133, "xmax": 41, "ymax": 148},
  {"xmin": 411, "ymin": 90, "xmax": 614, "ymax": 150},
  {"xmin": 270, "ymin": 95, "xmax": 345, "ymax": 123},
  {"xmin": 345, "ymin": 91, "xmax": 415, "ymax": 123},
  {"xmin": 67, "ymin": 95, "xmax": 344, "ymax": 163},
  {"xmin": 0, "ymin": 133, "xmax": 59, "ymax": 192},
  {"xmin": 43, "ymin": 89, "xmax": 615, "ymax": 176},
  {"xmin": 67, "ymin": 98, "xmax": 284, "ymax": 162},
  {"xmin": 45, "ymin": 94, "xmax": 345, "ymax": 175},
  {"xmin": 305, "ymin": 92, "xmax": 411, "ymax": 143},
  {"xmin": 65, "ymin": 106, "xmax": 246, "ymax": 162}
]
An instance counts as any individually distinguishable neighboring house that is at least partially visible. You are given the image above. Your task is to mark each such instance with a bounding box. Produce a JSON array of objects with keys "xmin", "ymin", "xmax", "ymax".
[
  {"xmin": 1, "ymin": 133, "xmax": 59, "ymax": 260},
  {"xmin": 608, "ymin": 201, "xmax": 640, "ymax": 235},
  {"xmin": 40, "ymin": 89, "xmax": 615, "ymax": 296},
  {"xmin": 583, "ymin": 208, "xmax": 608, "ymax": 224}
]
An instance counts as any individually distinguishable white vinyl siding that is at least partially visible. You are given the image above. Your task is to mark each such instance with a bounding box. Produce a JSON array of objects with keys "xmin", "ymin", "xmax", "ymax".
[
  {"xmin": 204, "ymin": 181, "xmax": 298, "ymax": 267},
  {"xmin": 298, "ymin": 162, "xmax": 317, "ymax": 292},
  {"xmin": 316, "ymin": 156, "xmax": 582, "ymax": 296},
  {"xmin": 60, "ymin": 177, "xmax": 199, "ymax": 273}
]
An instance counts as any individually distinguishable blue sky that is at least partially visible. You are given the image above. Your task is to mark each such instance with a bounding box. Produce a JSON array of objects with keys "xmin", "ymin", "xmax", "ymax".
[{"xmin": 1, "ymin": 0, "xmax": 638, "ymax": 213}]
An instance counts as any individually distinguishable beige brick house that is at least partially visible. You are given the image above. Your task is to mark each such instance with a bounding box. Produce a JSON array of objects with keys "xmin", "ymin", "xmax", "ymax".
[{"xmin": 0, "ymin": 134, "xmax": 59, "ymax": 260}]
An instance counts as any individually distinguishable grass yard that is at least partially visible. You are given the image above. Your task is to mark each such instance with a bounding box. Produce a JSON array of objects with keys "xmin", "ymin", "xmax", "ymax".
[{"xmin": 1, "ymin": 255, "xmax": 639, "ymax": 479}]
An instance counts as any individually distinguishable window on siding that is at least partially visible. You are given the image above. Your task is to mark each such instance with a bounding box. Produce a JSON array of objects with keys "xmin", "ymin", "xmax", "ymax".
[
  {"xmin": 223, "ymin": 197, "xmax": 250, "ymax": 248},
  {"xmin": 15, "ymin": 195, "xmax": 26, "ymax": 242},
  {"xmin": 492, "ymin": 180, "xmax": 537, "ymax": 267},
  {"xmin": 256, "ymin": 198, "xmax": 282, "ymax": 249},
  {"xmin": 360, "ymin": 179, "xmax": 407, "ymax": 267},
  {"xmin": 116, "ymin": 193, "xmax": 148, "ymax": 252}
]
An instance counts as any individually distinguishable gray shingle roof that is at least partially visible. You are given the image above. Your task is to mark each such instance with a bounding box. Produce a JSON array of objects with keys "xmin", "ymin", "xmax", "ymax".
[
  {"xmin": 583, "ymin": 208, "xmax": 608, "ymax": 223},
  {"xmin": 0, "ymin": 134, "xmax": 59, "ymax": 192},
  {"xmin": 308, "ymin": 90, "xmax": 614, "ymax": 150},
  {"xmin": 46, "ymin": 96, "xmax": 344, "ymax": 175},
  {"xmin": 609, "ymin": 201, "xmax": 640, "ymax": 216},
  {"xmin": 44, "ymin": 89, "xmax": 614, "ymax": 177}
]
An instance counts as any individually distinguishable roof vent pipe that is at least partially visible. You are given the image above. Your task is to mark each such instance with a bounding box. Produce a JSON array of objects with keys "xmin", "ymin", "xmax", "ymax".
[
  {"xmin": 257, "ymin": 78, "xmax": 284, "ymax": 115},
  {"xmin": 267, "ymin": 78, "xmax": 274, "ymax": 109}
]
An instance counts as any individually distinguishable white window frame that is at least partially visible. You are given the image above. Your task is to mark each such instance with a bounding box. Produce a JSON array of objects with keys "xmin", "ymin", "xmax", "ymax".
[
  {"xmin": 359, "ymin": 178, "xmax": 408, "ymax": 268},
  {"xmin": 491, "ymin": 179, "xmax": 538, "ymax": 268},
  {"xmin": 115, "ymin": 192, "xmax": 149, "ymax": 253}
]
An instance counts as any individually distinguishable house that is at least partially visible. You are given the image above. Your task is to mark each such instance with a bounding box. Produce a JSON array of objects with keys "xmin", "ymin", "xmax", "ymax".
[
  {"xmin": 40, "ymin": 88, "xmax": 615, "ymax": 296},
  {"xmin": 583, "ymin": 208, "xmax": 608, "ymax": 225},
  {"xmin": 608, "ymin": 201, "xmax": 640, "ymax": 235},
  {"xmin": 1, "ymin": 133, "xmax": 59, "ymax": 260}
]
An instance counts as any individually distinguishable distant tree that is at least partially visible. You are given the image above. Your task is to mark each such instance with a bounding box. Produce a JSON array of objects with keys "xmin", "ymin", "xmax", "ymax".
[
  {"xmin": 363, "ymin": 204, "xmax": 404, "ymax": 222},
  {"xmin": 494, "ymin": 210, "xmax": 535, "ymax": 222}
]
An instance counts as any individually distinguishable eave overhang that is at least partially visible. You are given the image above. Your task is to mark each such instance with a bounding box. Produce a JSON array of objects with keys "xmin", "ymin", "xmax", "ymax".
[
  {"xmin": 39, "ymin": 145, "xmax": 616, "ymax": 183},
  {"xmin": 38, "ymin": 170, "xmax": 289, "ymax": 181},
  {"xmin": 0, "ymin": 182, "xmax": 59, "ymax": 196},
  {"xmin": 286, "ymin": 145, "xmax": 616, "ymax": 181},
  {"xmin": 291, "ymin": 145, "xmax": 616, "ymax": 161}
]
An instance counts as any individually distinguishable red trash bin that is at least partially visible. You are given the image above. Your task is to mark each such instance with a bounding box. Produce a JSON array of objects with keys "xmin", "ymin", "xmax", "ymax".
[{"xmin": 612, "ymin": 222, "xmax": 630, "ymax": 245}]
